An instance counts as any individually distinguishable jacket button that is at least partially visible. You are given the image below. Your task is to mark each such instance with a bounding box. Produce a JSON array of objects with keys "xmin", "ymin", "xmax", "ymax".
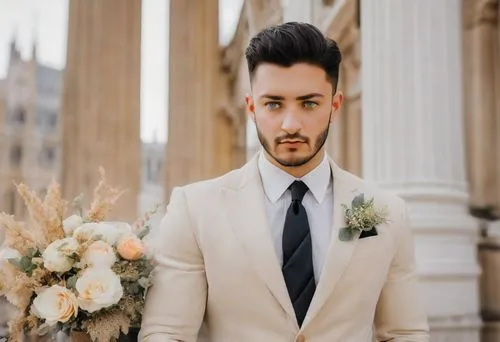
[{"xmin": 296, "ymin": 335, "xmax": 306, "ymax": 342}]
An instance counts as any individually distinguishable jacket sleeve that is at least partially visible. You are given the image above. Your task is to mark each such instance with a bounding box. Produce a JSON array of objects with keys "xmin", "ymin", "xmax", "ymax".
[
  {"xmin": 373, "ymin": 200, "xmax": 430, "ymax": 341},
  {"xmin": 139, "ymin": 187, "xmax": 207, "ymax": 342}
]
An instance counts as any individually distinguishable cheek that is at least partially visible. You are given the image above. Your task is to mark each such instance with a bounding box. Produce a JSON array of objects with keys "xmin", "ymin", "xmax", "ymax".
[{"xmin": 255, "ymin": 111, "xmax": 281, "ymax": 131}]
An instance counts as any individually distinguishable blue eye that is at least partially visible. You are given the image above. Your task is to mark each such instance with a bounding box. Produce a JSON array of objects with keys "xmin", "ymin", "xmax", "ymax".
[
  {"xmin": 303, "ymin": 101, "xmax": 318, "ymax": 109},
  {"xmin": 265, "ymin": 102, "xmax": 281, "ymax": 110}
]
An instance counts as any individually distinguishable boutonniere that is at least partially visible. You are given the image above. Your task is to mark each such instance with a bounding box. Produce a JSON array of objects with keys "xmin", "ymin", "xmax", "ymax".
[{"xmin": 339, "ymin": 193, "xmax": 388, "ymax": 241}]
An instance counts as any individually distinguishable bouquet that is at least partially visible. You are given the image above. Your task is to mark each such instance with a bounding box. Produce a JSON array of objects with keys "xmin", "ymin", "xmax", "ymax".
[{"xmin": 0, "ymin": 168, "xmax": 161, "ymax": 342}]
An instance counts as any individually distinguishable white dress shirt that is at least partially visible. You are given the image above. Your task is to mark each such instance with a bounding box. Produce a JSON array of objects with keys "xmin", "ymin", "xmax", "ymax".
[{"xmin": 257, "ymin": 151, "xmax": 333, "ymax": 283}]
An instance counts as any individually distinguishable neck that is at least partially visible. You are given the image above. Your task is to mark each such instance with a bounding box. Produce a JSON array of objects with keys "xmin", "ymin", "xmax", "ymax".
[{"xmin": 264, "ymin": 149, "xmax": 325, "ymax": 178}]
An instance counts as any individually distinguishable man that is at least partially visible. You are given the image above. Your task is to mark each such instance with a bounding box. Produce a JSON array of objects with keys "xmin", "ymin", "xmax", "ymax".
[{"xmin": 139, "ymin": 22, "xmax": 429, "ymax": 342}]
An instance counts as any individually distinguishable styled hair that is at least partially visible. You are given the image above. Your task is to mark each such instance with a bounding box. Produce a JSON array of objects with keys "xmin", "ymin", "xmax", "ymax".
[{"xmin": 245, "ymin": 22, "xmax": 342, "ymax": 91}]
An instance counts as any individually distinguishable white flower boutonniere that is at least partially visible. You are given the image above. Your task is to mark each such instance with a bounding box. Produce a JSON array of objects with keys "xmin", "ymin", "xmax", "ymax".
[{"xmin": 339, "ymin": 193, "xmax": 388, "ymax": 242}]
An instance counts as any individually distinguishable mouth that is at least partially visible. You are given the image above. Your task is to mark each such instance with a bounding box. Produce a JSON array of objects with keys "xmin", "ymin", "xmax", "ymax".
[{"xmin": 279, "ymin": 140, "xmax": 306, "ymax": 145}]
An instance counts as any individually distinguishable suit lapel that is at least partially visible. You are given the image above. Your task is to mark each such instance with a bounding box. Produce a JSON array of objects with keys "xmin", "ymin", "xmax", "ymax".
[
  {"xmin": 303, "ymin": 159, "xmax": 362, "ymax": 327},
  {"xmin": 221, "ymin": 157, "xmax": 297, "ymax": 324}
]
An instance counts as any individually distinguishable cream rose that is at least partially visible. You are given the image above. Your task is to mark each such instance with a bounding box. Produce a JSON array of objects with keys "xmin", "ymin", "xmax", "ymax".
[
  {"xmin": 62, "ymin": 215, "xmax": 84, "ymax": 237},
  {"xmin": 117, "ymin": 235, "xmax": 145, "ymax": 261},
  {"xmin": 42, "ymin": 238, "xmax": 79, "ymax": 273},
  {"xmin": 81, "ymin": 240, "xmax": 116, "ymax": 268},
  {"xmin": 76, "ymin": 268, "xmax": 123, "ymax": 313},
  {"xmin": 31, "ymin": 285, "xmax": 78, "ymax": 325},
  {"xmin": 73, "ymin": 222, "xmax": 127, "ymax": 246}
]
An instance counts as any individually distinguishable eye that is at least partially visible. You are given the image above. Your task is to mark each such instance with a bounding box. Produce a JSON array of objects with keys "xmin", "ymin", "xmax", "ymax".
[
  {"xmin": 303, "ymin": 101, "xmax": 319, "ymax": 109},
  {"xmin": 265, "ymin": 102, "xmax": 281, "ymax": 110}
]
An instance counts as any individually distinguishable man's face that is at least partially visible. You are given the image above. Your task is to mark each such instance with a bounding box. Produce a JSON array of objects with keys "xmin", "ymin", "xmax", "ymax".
[{"xmin": 246, "ymin": 63, "xmax": 343, "ymax": 169}]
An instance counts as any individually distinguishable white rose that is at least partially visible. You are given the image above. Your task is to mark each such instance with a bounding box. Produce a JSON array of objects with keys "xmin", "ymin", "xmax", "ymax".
[
  {"xmin": 112, "ymin": 222, "xmax": 133, "ymax": 236},
  {"xmin": 31, "ymin": 285, "xmax": 78, "ymax": 325},
  {"xmin": 81, "ymin": 240, "xmax": 116, "ymax": 268},
  {"xmin": 73, "ymin": 222, "xmax": 127, "ymax": 246},
  {"xmin": 42, "ymin": 238, "xmax": 79, "ymax": 273},
  {"xmin": 76, "ymin": 268, "xmax": 123, "ymax": 313},
  {"xmin": 62, "ymin": 215, "xmax": 84, "ymax": 236}
]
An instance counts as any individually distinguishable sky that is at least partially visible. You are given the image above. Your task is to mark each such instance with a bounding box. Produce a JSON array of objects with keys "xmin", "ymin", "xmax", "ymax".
[{"xmin": 0, "ymin": 0, "xmax": 245, "ymax": 143}]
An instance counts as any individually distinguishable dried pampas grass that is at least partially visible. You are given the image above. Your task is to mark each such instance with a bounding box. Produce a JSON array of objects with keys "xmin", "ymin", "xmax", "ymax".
[
  {"xmin": 0, "ymin": 214, "xmax": 38, "ymax": 254},
  {"xmin": 87, "ymin": 167, "xmax": 126, "ymax": 222}
]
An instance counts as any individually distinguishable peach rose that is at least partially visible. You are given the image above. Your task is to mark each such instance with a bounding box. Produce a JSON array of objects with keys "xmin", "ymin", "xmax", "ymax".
[
  {"xmin": 117, "ymin": 235, "xmax": 145, "ymax": 261},
  {"xmin": 31, "ymin": 285, "xmax": 78, "ymax": 325}
]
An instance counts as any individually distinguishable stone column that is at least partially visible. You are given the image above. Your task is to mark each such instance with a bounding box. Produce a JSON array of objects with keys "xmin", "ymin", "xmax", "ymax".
[
  {"xmin": 361, "ymin": 1, "xmax": 481, "ymax": 341},
  {"xmin": 164, "ymin": 0, "xmax": 220, "ymax": 197},
  {"xmin": 463, "ymin": 0, "xmax": 499, "ymax": 218},
  {"xmin": 462, "ymin": 1, "xmax": 500, "ymax": 340},
  {"xmin": 61, "ymin": 0, "xmax": 141, "ymax": 222}
]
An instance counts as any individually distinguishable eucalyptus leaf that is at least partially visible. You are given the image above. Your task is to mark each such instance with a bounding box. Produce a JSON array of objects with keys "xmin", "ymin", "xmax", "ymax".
[
  {"xmin": 20, "ymin": 256, "xmax": 33, "ymax": 272},
  {"xmin": 351, "ymin": 194, "xmax": 365, "ymax": 208},
  {"xmin": 67, "ymin": 275, "xmax": 78, "ymax": 290},
  {"xmin": 138, "ymin": 277, "xmax": 152, "ymax": 289},
  {"xmin": 137, "ymin": 226, "xmax": 151, "ymax": 240},
  {"xmin": 8, "ymin": 257, "xmax": 22, "ymax": 269},
  {"xmin": 338, "ymin": 227, "xmax": 354, "ymax": 241}
]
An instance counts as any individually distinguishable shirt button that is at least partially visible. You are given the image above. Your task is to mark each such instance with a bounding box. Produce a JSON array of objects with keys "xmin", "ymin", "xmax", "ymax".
[{"xmin": 296, "ymin": 335, "xmax": 306, "ymax": 342}]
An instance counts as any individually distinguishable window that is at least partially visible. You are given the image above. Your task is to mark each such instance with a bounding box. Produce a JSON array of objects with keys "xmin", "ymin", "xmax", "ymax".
[
  {"xmin": 147, "ymin": 159, "xmax": 153, "ymax": 182},
  {"xmin": 39, "ymin": 147, "xmax": 56, "ymax": 167},
  {"xmin": 49, "ymin": 113, "xmax": 57, "ymax": 128},
  {"xmin": 46, "ymin": 147, "xmax": 55, "ymax": 163},
  {"xmin": 13, "ymin": 107, "xmax": 26, "ymax": 123},
  {"xmin": 10, "ymin": 145, "xmax": 22, "ymax": 166}
]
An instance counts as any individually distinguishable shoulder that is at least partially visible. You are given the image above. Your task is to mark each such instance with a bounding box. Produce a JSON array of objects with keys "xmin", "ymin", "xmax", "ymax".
[{"xmin": 167, "ymin": 162, "xmax": 250, "ymax": 212}]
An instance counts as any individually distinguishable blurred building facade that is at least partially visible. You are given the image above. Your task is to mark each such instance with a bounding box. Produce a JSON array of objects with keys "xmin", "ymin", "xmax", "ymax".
[{"xmin": 0, "ymin": 39, "xmax": 62, "ymax": 218}]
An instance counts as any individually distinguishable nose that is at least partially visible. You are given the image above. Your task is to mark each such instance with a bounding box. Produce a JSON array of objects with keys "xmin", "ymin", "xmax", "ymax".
[{"xmin": 281, "ymin": 110, "xmax": 301, "ymax": 134}]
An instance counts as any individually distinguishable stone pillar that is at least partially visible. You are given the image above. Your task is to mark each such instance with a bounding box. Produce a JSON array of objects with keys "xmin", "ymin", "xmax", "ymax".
[
  {"xmin": 361, "ymin": 1, "xmax": 481, "ymax": 341},
  {"xmin": 164, "ymin": 0, "xmax": 219, "ymax": 197},
  {"xmin": 479, "ymin": 220, "xmax": 500, "ymax": 342},
  {"xmin": 462, "ymin": 1, "xmax": 500, "ymax": 340},
  {"xmin": 463, "ymin": 0, "xmax": 499, "ymax": 218},
  {"xmin": 61, "ymin": 0, "xmax": 141, "ymax": 222}
]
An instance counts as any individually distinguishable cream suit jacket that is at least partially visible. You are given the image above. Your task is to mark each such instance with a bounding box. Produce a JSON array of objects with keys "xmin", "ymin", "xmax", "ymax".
[{"xmin": 139, "ymin": 155, "xmax": 429, "ymax": 342}]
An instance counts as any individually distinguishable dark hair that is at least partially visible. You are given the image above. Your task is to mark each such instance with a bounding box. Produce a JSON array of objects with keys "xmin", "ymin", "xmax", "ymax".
[{"xmin": 245, "ymin": 22, "xmax": 342, "ymax": 91}]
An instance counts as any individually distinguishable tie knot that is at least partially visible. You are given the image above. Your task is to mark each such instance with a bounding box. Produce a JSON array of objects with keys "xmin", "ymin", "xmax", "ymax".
[{"xmin": 289, "ymin": 181, "xmax": 309, "ymax": 203}]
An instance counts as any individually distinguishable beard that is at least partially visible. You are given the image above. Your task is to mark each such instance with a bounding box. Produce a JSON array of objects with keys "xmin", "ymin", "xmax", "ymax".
[{"xmin": 255, "ymin": 113, "xmax": 331, "ymax": 168}]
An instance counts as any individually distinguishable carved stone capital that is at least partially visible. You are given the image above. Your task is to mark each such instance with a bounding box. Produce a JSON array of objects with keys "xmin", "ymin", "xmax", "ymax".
[
  {"xmin": 245, "ymin": 0, "xmax": 282, "ymax": 35},
  {"xmin": 463, "ymin": 0, "xmax": 499, "ymax": 29}
]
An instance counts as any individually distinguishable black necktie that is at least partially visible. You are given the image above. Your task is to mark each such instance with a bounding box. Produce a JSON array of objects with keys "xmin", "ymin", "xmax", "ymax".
[{"xmin": 282, "ymin": 180, "xmax": 316, "ymax": 327}]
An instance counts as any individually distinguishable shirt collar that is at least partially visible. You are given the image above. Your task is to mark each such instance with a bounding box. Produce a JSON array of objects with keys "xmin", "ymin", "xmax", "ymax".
[{"xmin": 257, "ymin": 150, "xmax": 331, "ymax": 204}]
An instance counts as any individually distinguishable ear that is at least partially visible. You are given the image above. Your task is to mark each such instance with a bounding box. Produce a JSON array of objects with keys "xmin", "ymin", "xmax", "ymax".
[
  {"xmin": 330, "ymin": 91, "xmax": 344, "ymax": 122},
  {"xmin": 245, "ymin": 94, "xmax": 255, "ymax": 121}
]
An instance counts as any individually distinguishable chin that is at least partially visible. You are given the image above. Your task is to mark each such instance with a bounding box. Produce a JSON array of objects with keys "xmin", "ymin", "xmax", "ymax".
[{"xmin": 272, "ymin": 153, "xmax": 313, "ymax": 168}]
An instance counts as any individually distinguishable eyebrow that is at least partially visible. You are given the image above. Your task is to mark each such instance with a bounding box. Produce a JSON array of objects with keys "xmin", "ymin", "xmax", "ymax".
[{"xmin": 259, "ymin": 93, "xmax": 324, "ymax": 101}]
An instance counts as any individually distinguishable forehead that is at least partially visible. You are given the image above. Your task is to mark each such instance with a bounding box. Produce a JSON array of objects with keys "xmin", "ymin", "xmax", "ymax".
[{"xmin": 251, "ymin": 63, "xmax": 331, "ymax": 97}]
